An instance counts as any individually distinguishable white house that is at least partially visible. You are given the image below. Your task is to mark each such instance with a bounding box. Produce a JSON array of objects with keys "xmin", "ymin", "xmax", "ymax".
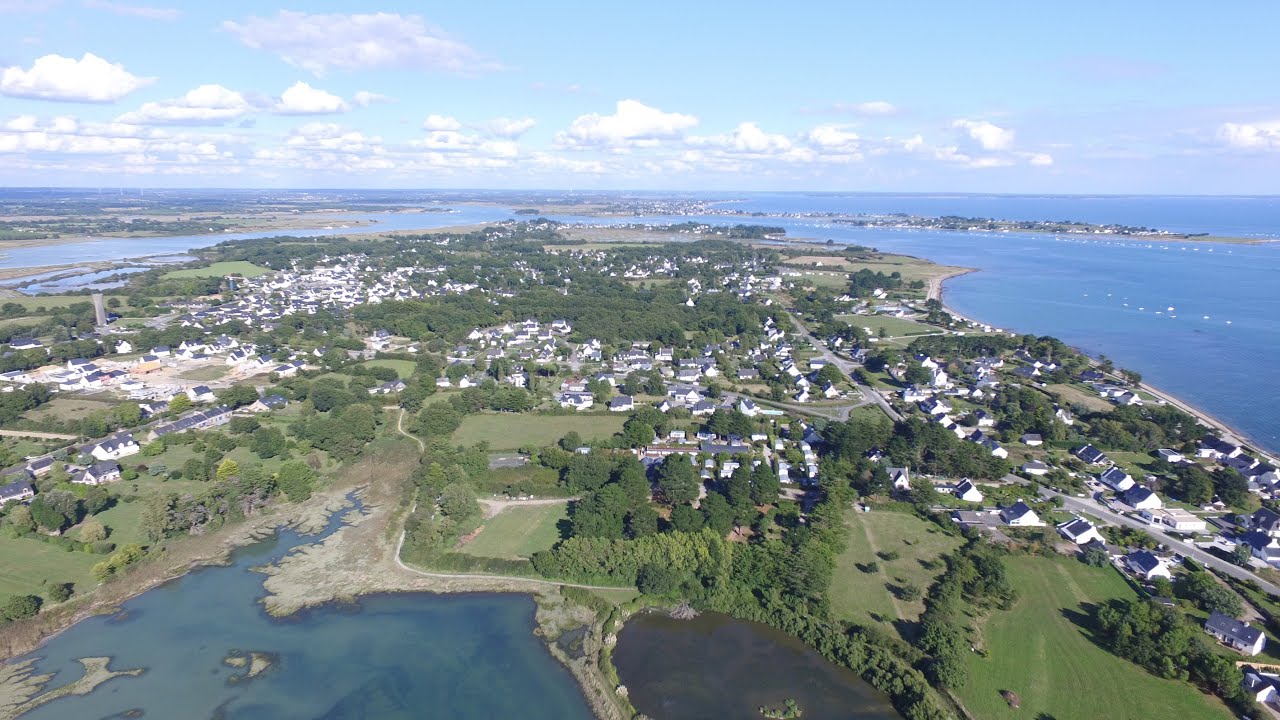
[
  {"xmin": 1206, "ymin": 612, "xmax": 1267, "ymax": 656},
  {"xmin": 1157, "ymin": 448, "xmax": 1185, "ymax": 464},
  {"xmin": 1000, "ymin": 501, "xmax": 1044, "ymax": 527},
  {"xmin": 608, "ymin": 395, "xmax": 635, "ymax": 413},
  {"xmin": 1057, "ymin": 518, "xmax": 1104, "ymax": 545},
  {"xmin": 87, "ymin": 433, "xmax": 139, "ymax": 461},
  {"xmin": 1099, "ymin": 466, "xmax": 1135, "ymax": 492},
  {"xmin": 954, "ymin": 479, "xmax": 984, "ymax": 503},
  {"xmin": 1123, "ymin": 486, "xmax": 1164, "ymax": 510},
  {"xmin": 1021, "ymin": 460, "xmax": 1050, "ymax": 476},
  {"xmin": 1125, "ymin": 550, "xmax": 1172, "ymax": 581}
]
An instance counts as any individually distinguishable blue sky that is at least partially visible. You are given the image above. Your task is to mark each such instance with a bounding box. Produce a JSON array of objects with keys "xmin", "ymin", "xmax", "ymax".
[{"xmin": 1, "ymin": 1, "xmax": 1278, "ymax": 192}]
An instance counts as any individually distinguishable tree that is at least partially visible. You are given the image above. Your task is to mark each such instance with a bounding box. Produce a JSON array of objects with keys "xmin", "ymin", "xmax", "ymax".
[
  {"xmin": 656, "ymin": 455, "xmax": 699, "ymax": 505},
  {"xmin": 559, "ymin": 431, "xmax": 583, "ymax": 451},
  {"xmin": 46, "ymin": 583, "xmax": 72, "ymax": 603},
  {"xmin": 416, "ymin": 405, "xmax": 462, "ymax": 436},
  {"xmin": 216, "ymin": 458, "xmax": 240, "ymax": 482},
  {"xmin": 277, "ymin": 461, "xmax": 317, "ymax": 502},
  {"xmin": 621, "ymin": 417, "xmax": 656, "ymax": 448},
  {"xmin": 625, "ymin": 505, "xmax": 660, "ymax": 538},
  {"xmin": 29, "ymin": 490, "xmax": 79, "ymax": 532},
  {"xmin": 182, "ymin": 457, "xmax": 207, "ymax": 482},
  {"xmin": 898, "ymin": 582, "xmax": 923, "ymax": 601},
  {"xmin": 79, "ymin": 518, "xmax": 108, "ymax": 543},
  {"xmin": 438, "ymin": 483, "xmax": 480, "ymax": 523},
  {"xmin": 1231, "ymin": 543, "xmax": 1252, "ymax": 567},
  {"xmin": 251, "ymin": 427, "xmax": 286, "ymax": 459},
  {"xmin": 564, "ymin": 453, "xmax": 614, "ymax": 492},
  {"xmin": 669, "ymin": 503, "xmax": 705, "ymax": 532},
  {"xmin": 1081, "ymin": 546, "xmax": 1109, "ymax": 567},
  {"xmin": 751, "ymin": 463, "xmax": 781, "ymax": 505},
  {"xmin": 168, "ymin": 393, "xmax": 192, "ymax": 414},
  {"xmin": 5, "ymin": 505, "xmax": 34, "ymax": 534},
  {"xmin": 701, "ymin": 493, "xmax": 735, "ymax": 537},
  {"xmin": 1, "ymin": 594, "xmax": 41, "ymax": 621}
]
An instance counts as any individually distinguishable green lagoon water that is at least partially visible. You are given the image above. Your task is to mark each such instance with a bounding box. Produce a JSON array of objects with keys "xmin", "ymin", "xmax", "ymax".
[
  {"xmin": 613, "ymin": 611, "xmax": 900, "ymax": 719},
  {"xmin": 12, "ymin": 507, "xmax": 592, "ymax": 720}
]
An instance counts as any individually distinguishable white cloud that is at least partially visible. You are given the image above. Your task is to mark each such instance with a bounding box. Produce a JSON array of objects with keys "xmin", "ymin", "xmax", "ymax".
[
  {"xmin": 0, "ymin": 113, "xmax": 235, "ymax": 160},
  {"xmin": 689, "ymin": 122, "xmax": 792, "ymax": 154},
  {"xmin": 274, "ymin": 81, "xmax": 348, "ymax": 115},
  {"xmin": 558, "ymin": 100, "xmax": 697, "ymax": 148},
  {"xmin": 832, "ymin": 100, "xmax": 897, "ymax": 116},
  {"xmin": 423, "ymin": 114, "xmax": 461, "ymax": 131},
  {"xmin": 222, "ymin": 11, "xmax": 497, "ymax": 75},
  {"xmin": 81, "ymin": 0, "xmax": 179, "ymax": 20},
  {"xmin": 352, "ymin": 91, "xmax": 390, "ymax": 107},
  {"xmin": 1218, "ymin": 121, "xmax": 1280, "ymax": 150},
  {"xmin": 806, "ymin": 124, "xmax": 861, "ymax": 150},
  {"xmin": 0, "ymin": 52, "xmax": 155, "ymax": 102},
  {"xmin": 487, "ymin": 117, "xmax": 536, "ymax": 139},
  {"xmin": 1026, "ymin": 152, "xmax": 1054, "ymax": 166},
  {"xmin": 116, "ymin": 84, "xmax": 251, "ymax": 125},
  {"xmin": 953, "ymin": 119, "xmax": 1015, "ymax": 151}
]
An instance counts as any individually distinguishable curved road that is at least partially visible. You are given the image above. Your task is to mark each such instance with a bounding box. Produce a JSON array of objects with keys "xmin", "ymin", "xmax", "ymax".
[{"xmin": 781, "ymin": 307, "xmax": 903, "ymax": 422}]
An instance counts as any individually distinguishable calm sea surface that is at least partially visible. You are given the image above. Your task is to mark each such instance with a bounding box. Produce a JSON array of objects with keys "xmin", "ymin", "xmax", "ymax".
[{"xmin": 15, "ymin": 507, "xmax": 592, "ymax": 720}]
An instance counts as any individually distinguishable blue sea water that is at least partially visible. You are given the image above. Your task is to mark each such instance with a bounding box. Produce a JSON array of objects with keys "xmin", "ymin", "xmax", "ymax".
[{"xmin": 15, "ymin": 508, "xmax": 594, "ymax": 720}]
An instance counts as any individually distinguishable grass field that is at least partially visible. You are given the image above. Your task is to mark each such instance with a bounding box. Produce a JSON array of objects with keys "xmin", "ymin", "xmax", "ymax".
[
  {"xmin": 958, "ymin": 556, "xmax": 1231, "ymax": 720},
  {"xmin": 836, "ymin": 314, "xmax": 941, "ymax": 338},
  {"xmin": 830, "ymin": 509, "xmax": 963, "ymax": 631},
  {"xmin": 162, "ymin": 261, "xmax": 271, "ymax": 279},
  {"xmin": 459, "ymin": 503, "xmax": 569, "ymax": 559},
  {"xmin": 360, "ymin": 359, "xmax": 418, "ymax": 379},
  {"xmin": 24, "ymin": 396, "xmax": 117, "ymax": 424},
  {"xmin": 0, "ymin": 294, "xmax": 129, "ymax": 310},
  {"xmin": 1045, "ymin": 383, "xmax": 1115, "ymax": 413},
  {"xmin": 0, "ymin": 535, "xmax": 99, "ymax": 598},
  {"xmin": 451, "ymin": 413, "xmax": 626, "ymax": 450}
]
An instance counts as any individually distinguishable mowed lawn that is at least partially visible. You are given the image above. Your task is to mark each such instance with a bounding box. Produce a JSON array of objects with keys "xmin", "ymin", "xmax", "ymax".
[
  {"xmin": 958, "ymin": 556, "xmax": 1231, "ymax": 720},
  {"xmin": 830, "ymin": 509, "xmax": 963, "ymax": 630},
  {"xmin": 162, "ymin": 261, "xmax": 271, "ymax": 279},
  {"xmin": 0, "ymin": 535, "xmax": 99, "ymax": 598},
  {"xmin": 459, "ymin": 503, "xmax": 569, "ymax": 559},
  {"xmin": 451, "ymin": 413, "xmax": 626, "ymax": 450},
  {"xmin": 835, "ymin": 314, "xmax": 941, "ymax": 338},
  {"xmin": 360, "ymin": 359, "xmax": 417, "ymax": 379}
]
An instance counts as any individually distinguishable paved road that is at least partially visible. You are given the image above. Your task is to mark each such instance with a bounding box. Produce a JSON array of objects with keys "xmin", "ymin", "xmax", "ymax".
[
  {"xmin": 782, "ymin": 308, "xmax": 904, "ymax": 422},
  {"xmin": 1008, "ymin": 474, "xmax": 1280, "ymax": 596}
]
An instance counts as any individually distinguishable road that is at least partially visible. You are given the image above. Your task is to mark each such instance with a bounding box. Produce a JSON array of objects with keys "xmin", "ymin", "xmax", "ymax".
[
  {"xmin": 0, "ymin": 429, "xmax": 78, "ymax": 440},
  {"xmin": 1010, "ymin": 475, "xmax": 1280, "ymax": 596},
  {"xmin": 781, "ymin": 307, "xmax": 903, "ymax": 422}
]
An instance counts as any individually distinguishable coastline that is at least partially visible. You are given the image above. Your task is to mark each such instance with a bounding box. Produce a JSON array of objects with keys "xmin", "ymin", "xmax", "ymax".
[{"xmin": 933, "ymin": 270, "xmax": 1277, "ymax": 463}]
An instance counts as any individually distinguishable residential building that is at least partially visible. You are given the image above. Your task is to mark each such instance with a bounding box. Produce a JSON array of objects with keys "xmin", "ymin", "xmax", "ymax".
[{"xmin": 1205, "ymin": 612, "xmax": 1266, "ymax": 655}]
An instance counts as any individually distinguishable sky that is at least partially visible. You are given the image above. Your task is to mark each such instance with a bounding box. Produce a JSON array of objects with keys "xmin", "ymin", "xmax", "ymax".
[{"xmin": 1, "ymin": 1, "xmax": 1279, "ymax": 193}]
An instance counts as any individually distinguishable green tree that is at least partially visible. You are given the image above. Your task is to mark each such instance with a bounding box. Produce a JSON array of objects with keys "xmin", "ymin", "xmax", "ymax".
[
  {"xmin": 277, "ymin": 461, "xmax": 317, "ymax": 502},
  {"xmin": 700, "ymin": 493, "xmax": 735, "ymax": 537},
  {"xmin": 79, "ymin": 517, "xmax": 108, "ymax": 543},
  {"xmin": 168, "ymin": 393, "xmax": 193, "ymax": 414},
  {"xmin": 669, "ymin": 503, "xmax": 705, "ymax": 532},
  {"xmin": 751, "ymin": 463, "xmax": 781, "ymax": 505},
  {"xmin": 46, "ymin": 582, "xmax": 72, "ymax": 604},
  {"xmin": 438, "ymin": 483, "xmax": 480, "ymax": 523},
  {"xmin": 216, "ymin": 458, "xmax": 240, "ymax": 481},
  {"xmin": 1, "ymin": 594, "xmax": 41, "ymax": 621},
  {"xmin": 251, "ymin": 427, "xmax": 286, "ymax": 459},
  {"xmin": 656, "ymin": 455, "xmax": 699, "ymax": 505}
]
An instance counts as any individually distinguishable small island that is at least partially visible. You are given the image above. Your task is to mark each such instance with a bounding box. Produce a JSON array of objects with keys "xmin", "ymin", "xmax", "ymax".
[
  {"xmin": 759, "ymin": 698, "xmax": 803, "ymax": 719},
  {"xmin": 222, "ymin": 650, "xmax": 277, "ymax": 685}
]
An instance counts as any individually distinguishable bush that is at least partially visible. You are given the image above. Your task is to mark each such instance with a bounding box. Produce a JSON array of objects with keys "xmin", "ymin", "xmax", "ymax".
[
  {"xmin": 1, "ymin": 594, "xmax": 42, "ymax": 621},
  {"xmin": 46, "ymin": 582, "xmax": 72, "ymax": 603}
]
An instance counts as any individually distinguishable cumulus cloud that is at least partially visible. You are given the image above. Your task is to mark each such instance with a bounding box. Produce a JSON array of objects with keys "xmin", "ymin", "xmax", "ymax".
[
  {"xmin": 0, "ymin": 52, "xmax": 155, "ymax": 102},
  {"xmin": 557, "ymin": 100, "xmax": 697, "ymax": 148},
  {"xmin": 953, "ymin": 119, "xmax": 1015, "ymax": 151},
  {"xmin": 1218, "ymin": 121, "xmax": 1280, "ymax": 150},
  {"xmin": 1026, "ymin": 152, "xmax": 1054, "ymax": 166},
  {"xmin": 689, "ymin": 122, "xmax": 792, "ymax": 154},
  {"xmin": 81, "ymin": 0, "xmax": 179, "ymax": 20},
  {"xmin": 222, "ymin": 11, "xmax": 497, "ymax": 75},
  {"xmin": 423, "ymin": 114, "xmax": 461, "ymax": 131},
  {"xmin": 274, "ymin": 81, "xmax": 348, "ymax": 115},
  {"xmin": 0, "ymin": 112, "xmax": 234, "ymax": 161},
  {"xmin": 116, "ymin": 84, "xmax": 251, "ymax": 125},
  {"xmin": 486, "ymin": 117, "xmax": 536, "ymax": 139}
]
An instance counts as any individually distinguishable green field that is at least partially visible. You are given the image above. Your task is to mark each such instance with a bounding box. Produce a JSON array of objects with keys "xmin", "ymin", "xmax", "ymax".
[
  {"xmin": 958, "ymin": 556, "xmax": 1231, "ymax": 720},
  {"xmin": 24, "ymin": 396, "xmax": 117, "ymax": 424},
  {"xmin": 0, "ymin": 534, "xmax": 99, "ymax": 599},
  {"xmin": 0, "ymin": 294, "xmax": 129, "ymax": 310},
  {"xmin": 162, "ymin": 261, "xmax": 271, "ymax": 279},
  {"xmin": 836, "ymin": 314, "xmax": 941, "ymax": 338},
  {"xmin": 830, "ymin": 509, "xmax": 963, "ymax": 630},
  {"xmin": 360, "ymin": 359, "xmax": 418, "ymax": 379},
  {"xmin": 459, "ymin": 503, "xmax": 569, "ymax": 559},
  {"xmin": 179, "ymin": 364, "xmax": 230, "ymax": 381},
  {"xmin": 451, "ymin": 413, "xmax": 627, "ymax": 450}
]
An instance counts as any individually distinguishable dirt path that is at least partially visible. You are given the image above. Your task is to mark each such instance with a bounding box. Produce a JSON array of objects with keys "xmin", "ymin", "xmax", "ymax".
[
  {"xmin": 479, "ymin": 496, "xmax": 576, "ymax": 519},
  {"xmin": 392, "ymin": 408, "xmax": 424, "ymax": 452},
  {"xmin": 0, "ymin": 429, "xmax": 77, "ymax": 440}
]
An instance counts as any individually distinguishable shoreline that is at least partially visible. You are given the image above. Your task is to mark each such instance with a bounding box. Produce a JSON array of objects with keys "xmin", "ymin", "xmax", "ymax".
[{"xmin": 933, "ymin": 270, "xmax": 1277, "ymax": 462}]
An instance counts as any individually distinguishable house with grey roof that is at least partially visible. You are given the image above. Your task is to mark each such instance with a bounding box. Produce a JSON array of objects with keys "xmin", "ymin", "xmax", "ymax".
[{"xmin": 1205, "ymin": 611, "xmax": 1266, "ymax": 655}]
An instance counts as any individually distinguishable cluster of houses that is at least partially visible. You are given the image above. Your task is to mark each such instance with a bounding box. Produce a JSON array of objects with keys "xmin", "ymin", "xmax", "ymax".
[{"xmin": 627, "ymin": 424, "xmax": 822, "ymax": 489}]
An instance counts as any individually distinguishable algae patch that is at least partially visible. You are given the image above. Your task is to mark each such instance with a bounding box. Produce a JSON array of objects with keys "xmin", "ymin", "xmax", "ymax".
[{"xmin": 0, "ymin": 656, "xmax": 144, "ymax": 720}]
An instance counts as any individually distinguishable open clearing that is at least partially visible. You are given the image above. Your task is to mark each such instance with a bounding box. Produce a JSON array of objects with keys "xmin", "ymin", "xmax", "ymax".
[
  {"xmin": 0, "ymin": 535, "xmax": 99, "ymax": 599},
  {"xmin": 459, "ymin": 502, "xmax": 569, "ymax": 559},
  {"xmin": 23, "ymin": 397, "xmax": 116, "ymax": 424},
  {"xmin": 451, "ymin": 413, "xmax": 626, "ymax": 450},
  {"xmin": 162, "ymin": 261, "xmax": 271, "ymax": 279},
  {"xmin": 1045, "ymin": 383, "xmax": 1116, "ymax": 413},
  {"xmin": 178, "ymin": 364, "xmax": 230, "ymax": 382},
  {"xmin": 957, "ymin": 556, "xmax": 1231, "ymax": 720},
  {"xmin": 829, "ymin": 509, "xmax": 962, "ymax": 631},
  {"xmin": 360, "ymin": 359, "xmax": 417, "ymax": 379},
  {"xmin": 836, "ymin": 314, "xmax": 941, "ymax": 338}
]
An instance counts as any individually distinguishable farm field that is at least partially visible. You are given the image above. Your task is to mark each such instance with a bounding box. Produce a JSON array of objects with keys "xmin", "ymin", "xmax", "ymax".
[
  {"xmin": 451, "ymin": 413, "xmax": 626, "ymax": 450},
  {"xmin": 829, "ymin": 509, "xmax": 963, "ymax": 631},
  {"xmin": 957, "ymin": 556, "xmax": 1231, "ymax": 720},
  {"xmin": 162, "ymin": 261, "xmax": 271, "ymax": 279},
  {"xmin": 459, "ymin": 503, "xmax": 569, "ymax": 560}
]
